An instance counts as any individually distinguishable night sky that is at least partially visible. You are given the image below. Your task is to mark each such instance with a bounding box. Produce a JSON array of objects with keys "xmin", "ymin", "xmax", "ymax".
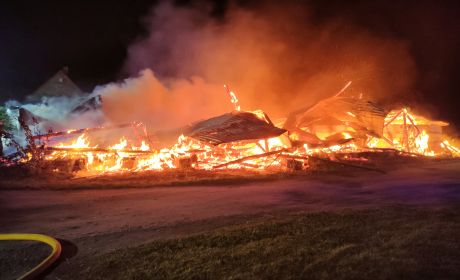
[{"xmin": 1, "ymin": 0, "xmax": 460, "ymax": 125}]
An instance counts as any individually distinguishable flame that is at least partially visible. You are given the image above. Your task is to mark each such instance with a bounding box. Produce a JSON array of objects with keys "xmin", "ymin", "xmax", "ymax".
[
  {"xmin": 229, "ymin": 91, "xmax": 241, "ymax": 111},
  {"xmin": 441, "ymin": 140, "xmax": 460, "ymax": 156},
  {"xmin": 37, "ymin": 106, "xmax": 459, "ymax": 176},
  {"xmin": 414, "ymin": 130, "xmax": 432, "ymax": 156},
  {"xmin": 57, "ymin": 134, "xmax": 91, "ymax": 148},
  {"xmin": 224, "ymin": 84, "xmax": 241, "ymax": 111},
  {"xmin": 109, "ymin": 137, "xmax": 128, "ymax": 150}
]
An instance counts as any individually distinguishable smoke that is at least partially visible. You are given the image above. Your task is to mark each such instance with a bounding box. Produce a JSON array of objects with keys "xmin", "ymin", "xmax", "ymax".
[
  {"xmin": 5, "ymin": 96, "xmax": 102, "ymax": 130},
  {"xmin": 5, "ymin": 97, "xmax": 79, "ymax": 130},
  {"xmin": 107, "ymin": 0, "xmax": 417, "ymax": 124},
  {"xmin": 96, "ymin": 69, "xmax": 231, "ymax": 129},
  {"xmin": 3, "ymin": 0, "xmax": 419, "ymax": 137},
  {"xmin": 1, "ymin": 95, "xmax": 104, "ymax": 154}
]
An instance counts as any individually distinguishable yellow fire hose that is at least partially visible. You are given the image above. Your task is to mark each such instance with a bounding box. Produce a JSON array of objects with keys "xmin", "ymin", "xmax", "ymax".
[{"xmin": 0, "ymin": 233, "xmax": 62, "ymax": 280}]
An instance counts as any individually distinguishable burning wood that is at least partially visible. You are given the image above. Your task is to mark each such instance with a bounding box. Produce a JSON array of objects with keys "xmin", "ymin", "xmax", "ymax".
[
  {"xmin": 44, "ymin": 146, "xmax": 154, "ymax": 154},
  {"xmin": 1, "ymin": 85, "xmax": 460, "ymax": 177},
  {"xmin": 284, "ymin": 95, "xmax": 386, "ymax": 148},
  {"xmin": 213, "ymin": 149, "xmax": 287, "ymax": 169},
  {"xmin": 31, "ymin": 122, "xmax": 141, "ymax": 140},
  {"xmin": 375, "ymin": 108, "xmax": 450, "ymax": 155}
]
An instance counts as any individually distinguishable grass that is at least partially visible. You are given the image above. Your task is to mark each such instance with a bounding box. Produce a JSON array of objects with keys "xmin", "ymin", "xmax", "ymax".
[
  {"xmin": 75, "ymin": 207, "xmax": 460, "ymax": 280},
  {"xmin": 0, "ymin": 241, "xmax": 51, "ymax": 280}
]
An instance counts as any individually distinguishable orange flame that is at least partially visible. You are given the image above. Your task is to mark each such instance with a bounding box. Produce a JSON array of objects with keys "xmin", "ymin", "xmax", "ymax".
[{"xmin": 40, "ymin": 107, "xmax": 459, "ymax": 176}]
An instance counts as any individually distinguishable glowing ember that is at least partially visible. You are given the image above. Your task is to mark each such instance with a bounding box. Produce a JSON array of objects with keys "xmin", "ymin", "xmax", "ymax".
[
  {"xmin": 20, "ymin": 97, "xmax": 460, "ymax": 177},
  {"xmin": 224, "ymin": 84, "xmax": 241, "ymax": 111}
]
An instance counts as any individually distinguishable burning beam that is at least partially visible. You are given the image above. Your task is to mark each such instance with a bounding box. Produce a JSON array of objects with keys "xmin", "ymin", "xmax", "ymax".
[
  {"xmin": 31, "ymin": 122, "xmax": 140, "ymax": 140},
  {"xmin": 333, "ymin": 80, "xmax": 352, "ymax": 97},
  {"xmin": 224, "ymin": 84, "xmax": 241, "ymax": 111},
  {"xmin": 45, "ymin": 147, "xmax": 154, "ymax": 154},
  {"xmin": 213, "ymin": 149, "xmax": 287, "ymax": 169}
]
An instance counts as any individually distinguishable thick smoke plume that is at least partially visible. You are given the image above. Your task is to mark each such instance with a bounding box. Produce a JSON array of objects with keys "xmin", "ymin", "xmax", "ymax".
[
  {"xmin": 101, "ymin": 0, "xmax": 416, "ymax": 127},
  {"xmin": 3, "ymin": 0, "xmax": 418, "ymax": 138},
  {"xmin": 96, "ymin": 69, "xmax": 231, "ymax": 129}
]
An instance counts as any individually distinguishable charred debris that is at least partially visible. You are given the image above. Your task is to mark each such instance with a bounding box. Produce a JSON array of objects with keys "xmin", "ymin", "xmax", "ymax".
[
  {"xmin": 1, "ymin": 77, "xmax": 459, "ymax": 177},
  {"xmin": 1, "ymin": 97, "xmax": 457, "ymax": 177}
]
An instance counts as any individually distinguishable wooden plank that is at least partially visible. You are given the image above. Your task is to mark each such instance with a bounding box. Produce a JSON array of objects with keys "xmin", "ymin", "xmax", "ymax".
[{"xmin": 213, "ymin": 149, "xmax": 287, "ymax": 169}]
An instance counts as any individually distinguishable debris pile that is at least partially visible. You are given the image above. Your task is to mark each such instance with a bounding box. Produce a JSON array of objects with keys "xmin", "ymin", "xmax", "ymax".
[{"xmin": 1, "ymin": 83, "xmax": 459, "ymax": 177}]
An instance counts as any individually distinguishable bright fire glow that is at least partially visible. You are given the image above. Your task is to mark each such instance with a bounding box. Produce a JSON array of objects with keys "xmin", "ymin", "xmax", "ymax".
[
  {"xmin": 224, "ymin": 84, "xmax": 241, "ymax": 111},
  {"xmin": 38, "ymin": 107, "xmax": 459, "ymax": 176}
]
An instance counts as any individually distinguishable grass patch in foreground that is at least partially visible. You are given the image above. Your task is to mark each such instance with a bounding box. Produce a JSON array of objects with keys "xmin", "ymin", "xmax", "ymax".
[{"xmin": 79, "ymin": 207, "xmax": 460, "ymax": 280}]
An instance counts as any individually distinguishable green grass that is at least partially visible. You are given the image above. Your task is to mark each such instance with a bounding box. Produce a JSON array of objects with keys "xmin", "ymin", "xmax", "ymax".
[{"xmin": 78, "ymin": 207, "xmax": 460, "ymax": 280}]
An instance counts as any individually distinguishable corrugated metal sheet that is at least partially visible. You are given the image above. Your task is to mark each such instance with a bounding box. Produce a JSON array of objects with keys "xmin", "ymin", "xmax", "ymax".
[
  {"xmin": 185, "ymin": 111, "xmax": 286, "ymax": 145},
  {"xmin": 284, "ymin": 96, "xmax": 386, "ymax": 146},
  {"xmin": 286, "ymin": 97, "xmax": 385, "ymax": 133}
]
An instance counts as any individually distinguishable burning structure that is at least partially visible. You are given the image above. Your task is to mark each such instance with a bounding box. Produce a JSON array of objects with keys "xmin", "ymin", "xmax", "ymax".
[
  {"xmin": 2, "ymin": 1, "xmax": 460, "ymax": 180},
  {"xmin": 1, "ymin": 80, "xmax": 459, "ymax": 177}
]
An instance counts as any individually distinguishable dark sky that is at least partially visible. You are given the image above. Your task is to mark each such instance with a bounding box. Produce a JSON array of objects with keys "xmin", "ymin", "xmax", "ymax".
[{"xmin": 1, "ymin": 0, "xmax": 460, "ymax": 124}]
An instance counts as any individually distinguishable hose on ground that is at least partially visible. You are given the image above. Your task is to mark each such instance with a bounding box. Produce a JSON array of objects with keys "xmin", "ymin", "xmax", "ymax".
[{"xmin": 0, "ymin": 233, "xmax": 62, "ymax": 280}]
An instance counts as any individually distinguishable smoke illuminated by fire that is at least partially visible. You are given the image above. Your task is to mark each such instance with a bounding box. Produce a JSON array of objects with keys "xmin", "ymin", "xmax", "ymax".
[
  {"xmin": 117, "ymin": 1, "xmax": 417, "ymax": 124},
  {"xmin": 2, "ymin": 1, "xmax": 459, "ymax": 177},
  {"xmin": 41, "ymin": 86, "xmax": 459, "ymax": 176}
]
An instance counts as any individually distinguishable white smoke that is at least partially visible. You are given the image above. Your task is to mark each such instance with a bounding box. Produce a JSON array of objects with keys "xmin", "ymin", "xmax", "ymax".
[
  {"xmin": 5, "ymin": 95, "xmax": 104, "ymax": 129},
  {"xmin": 94, "ymin": 69, "xmax": 231, "ymax": 130},
  {"xmin": 2, "ymin": 94, "xmax": 105, "ymax": 155}
]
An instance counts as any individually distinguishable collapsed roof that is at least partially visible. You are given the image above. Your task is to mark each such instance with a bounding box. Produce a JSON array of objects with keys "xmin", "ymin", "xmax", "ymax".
[
  {"xmin": 284, "ymin": 96, "xmax": 387, "ymax": 146},
  {"xmin": 184, "ymin": 111, "xmax": 286, "ymax": 145}
]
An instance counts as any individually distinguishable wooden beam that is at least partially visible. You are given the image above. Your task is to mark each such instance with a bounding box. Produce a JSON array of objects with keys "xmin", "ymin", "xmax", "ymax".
[{"xmin": 213, "ymin": 149, "xmax": 287, "ymax": 169}]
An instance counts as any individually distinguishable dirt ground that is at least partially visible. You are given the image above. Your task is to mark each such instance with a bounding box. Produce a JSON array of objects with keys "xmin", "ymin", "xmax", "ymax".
[{"xmin": 1, "ymin": 158, "xmax": 460, "ymax": 279}]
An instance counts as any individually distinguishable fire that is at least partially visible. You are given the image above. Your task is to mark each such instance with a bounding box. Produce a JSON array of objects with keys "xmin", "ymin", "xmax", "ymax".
[
  {"xmin": 11, "ymin": 83, "xmax": 459, "ymax": 177},
  {"xmin": 224, "ymin": 84, "xmax": 241, "ymax": 111},
  {"xmin": 138, "ymin": 141, "xmax": 150, "ymax": 151},
  {"xmin": 39, "ymin": 105, "xmax": 459, "ymax": 177},
  {"xmin": 377, "ymin": 108, "xmax": 456, "ymax": 156},
  {"xmin": 440, "ymin": 140, "xmax": 460, "ymax": 157},
  {"xmin": 57, "ymin": 133, "xmax": 91, "ymax": 149},
  {"xmin": 109, "ymin": 137, "xmax": 128, "ymax": 150},
  {"xmin": 414, "ymin": 130, "xmax": 432, "ymax": 156}
]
